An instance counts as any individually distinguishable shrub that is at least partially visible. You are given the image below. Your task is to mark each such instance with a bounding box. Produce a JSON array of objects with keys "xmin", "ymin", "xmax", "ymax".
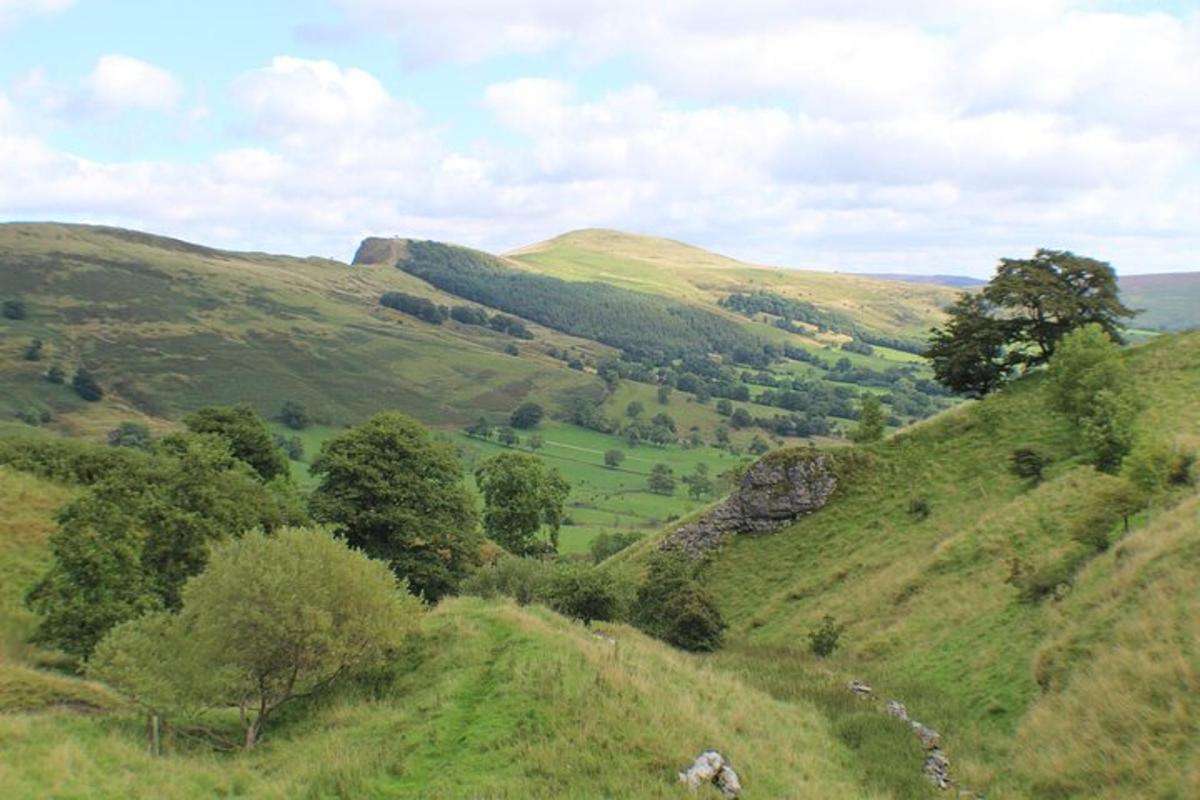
[
  {"xmin": 44, "ymin": 365, "xmax": 65, "ymax": 384},
  {"xmin": 185, "ymin": 405, "xmax": 288, "ymax": 482},
  {"xmin": 107, "ymin": 421, "xmax": 153, "ymax": 449},
  {"xmin": 807, "ymin": 614, "xmax": 844, "ymax": 657},
  {"xmin": 2, "ymin": 298, "xmax": 27, "ymax": 319},
  {"xmin": 589, "ymin": 531, "xmax": 643, "ymax": 563},
  {"xmin": 604, "ymin": 449, "xmax": 625, "ymax": 469},
  {"xmin": 907, "ymin": 496, "xmax": 931, "ymax": 520},
  {"xmin": 460, "ymin": 555, "xmax": 554, "ymax": 605},
  {"xmin": 278, "ymin": 400, "xmax": 309, "ymax": 430},
  {"xmin": 1068, "ymin": 478, "xmax": 1143, "ymax": 552},
  {"xmin": 71, "ymin": 368, "xmax": 103, "ymax": 402},
  {"xmin": 1010, "ymin": 448, "xmax": 1050, "ymax": 483},
  {"xmin": 542, "ymin": 564, "xmax": 622, "ymax": 625},
  {"xmin": 23, "ymin": 339, "xmax": 43, "ymax": 361},
  {"xmin": 631, "ymin": 553, "xmax": 725, "ymax": 652}
]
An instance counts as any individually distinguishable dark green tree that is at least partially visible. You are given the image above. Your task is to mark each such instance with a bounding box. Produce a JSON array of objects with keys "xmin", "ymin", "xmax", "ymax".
[
  {"xmin": 278, "ymin": 400, "xmax": 309, "ymax": 430},
  {"xmin": 513, "ymin": 384, "xmax": 548, "ymax": 411},
  {"xmin": 924, "ymin": 293, "xmax": 1012, "ymax": 397},
  {"xmin": 2, "ymin": 298, "xmax": 26, "ymax": 319},
  {"xmin": 309, "ymin": 412, "xmax": 480, "ymax": 601},
  {"xmin": 45, "ymin": 365, "xmax": 66, "ymax": 384},
  {"xmin": 497, "ymin": 426, "xmax": 519, "ymax": 447},
  {"xmin": 72, "ymin": 368, "xmax": 103, "ymax": 402},
  {"xmin": 631, "ymin": 553, "xmax": 725, "ymax": 652},
  {"xmin": 625, "ymin": 400, "xmax": 645, "ymax": 419},
  {"xmin": 682, "ymin": 463, "xmax": 713, "ymax": 499},
  {"xmin": 23, "ymin": 338, "xmax": 43, "ymax": 361},
  {"xmin": 647, "ymin": 463, "xmax": 676, "ymax": 495},
  {"xmin": 184, "ymin": 405, "xmax": 288, "ymax": 482},
  {"xmin": 542, "ymin": 564, "xmax": 621, "ymax": 626},
  {"xmin": 604, "ymin": 448, "xmax": 625, "ymax": 469},
  {"xmin": 466, "ymin": 417, "xmax": 492, "ymax": 439},
  {"xmin": 474, "ymin": 452, "xmax": 570, "ymax": 556}
]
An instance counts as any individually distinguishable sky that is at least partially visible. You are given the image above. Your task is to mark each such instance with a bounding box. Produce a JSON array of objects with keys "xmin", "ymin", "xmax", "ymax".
[{"xmin": 1, "ymin": 1, "xmax": 1198, "ymax": 276}]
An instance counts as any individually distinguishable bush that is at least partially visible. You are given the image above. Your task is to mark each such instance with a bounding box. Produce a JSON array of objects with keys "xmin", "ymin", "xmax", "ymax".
[
  {"xmin": 807, "ymin": 614, "xmax": 844, "ymax": 657},
  {"xmin": 589, "ymin": 531, "xmax": 643, "ymax": 563},
  {"xmin": 23, "ymin": 339, "xmax": 43, "ymax": 361},
  {"xmin": 907, "ymin": 496, "xmax": 931, "ymax": 520},
  {"xmin": 71, "ymin": 368, "xmax": 103, "ymax": 402},
  {"xmin": 631, "ymin": 553, "xmax": 725, "ymax": 652},
  {"xmin": 279, "ymin": 400, "xmax": 309, "ymax": 430},
  {"xmin": 2, "ymin": 298, "xmax": 27, "ymax": 319},
  {"xmin": 603, "ymin": 449, "xmax": 625, "ymax": 469},
  {"xmin": 1068, "ymin": 478, "xmax": 1143, "ymax": 552},
  {"xmin": 460, "ymin": 555, "xmax": 554, "ymax": 605},
  {"xmin": 1010, "ymin": 448, "xmax": 1050, "ymax": 483},
  {"xmin": 108, "ymin": 421, "xmax": 153, "ymax": 449},
  {"xmin": 509, "ymin": 402, "xmax": 544, "ymax": 429},
  {"xmin": 542, "ymin": 564, "xmax": 622, "ymax": 625},
  {"xmin": 44, "ymin": 365, "xmax": 65, "ymax": 384}
]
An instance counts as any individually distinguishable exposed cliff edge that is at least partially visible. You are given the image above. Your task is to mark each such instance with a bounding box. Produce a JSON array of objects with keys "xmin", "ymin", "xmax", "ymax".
[{"xmin": 660, "ymin": 448, "xmax": 838, "ymax": 558}]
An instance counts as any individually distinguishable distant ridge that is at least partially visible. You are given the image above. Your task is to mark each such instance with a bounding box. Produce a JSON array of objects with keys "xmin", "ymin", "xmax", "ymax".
[{"xmin": 858, "ymin": 273, "xmax": 986, "ymax": 288}]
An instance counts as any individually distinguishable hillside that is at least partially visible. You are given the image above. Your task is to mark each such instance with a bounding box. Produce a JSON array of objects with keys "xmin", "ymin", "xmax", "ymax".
[
  {"xmin": 1118, "ymin": 272, "xmax": 1200, "ymax": 331},
  {"xmin": 624, "ymin": 331, "xmax": 1200, "ymax": 798},
  {"xmin": 0, "ymin": 463, "xmax": 880, "ymax": 798},
  {"xmin": 507, "ymin": 229, "xmax": 958, "ymax": 341}
]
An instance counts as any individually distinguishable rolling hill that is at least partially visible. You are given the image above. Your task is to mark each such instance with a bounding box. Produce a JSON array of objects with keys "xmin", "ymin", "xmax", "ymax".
[{"xmin": 614, "ymin": 330, "xmax": 1200, "ymax": 798}]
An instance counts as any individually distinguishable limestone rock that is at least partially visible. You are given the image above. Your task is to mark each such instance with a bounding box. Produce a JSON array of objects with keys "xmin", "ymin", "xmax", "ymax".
[
  {"xmin": 912, "ymin": 721, "xmax": 942, "ymax": 750},
  {"xmin": 886, "ymin": 700, "xmax": 909, "ymax": 721},
  {"xmin": 924, "ymin": 748, "xmax": 951, "ymax": 789},
  {"xmin": 661, "ymin": 449, "xmax": 837, "ymax": 557},
  {"xmin": 847, "ymin": 680, "xmax": 874, "ymax": 698},
  {"xmin": 679, "ymin": 750, "xmax": 741, "ymax": 799}
]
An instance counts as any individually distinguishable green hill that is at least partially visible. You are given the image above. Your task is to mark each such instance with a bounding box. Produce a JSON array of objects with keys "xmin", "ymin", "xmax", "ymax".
[
  {"xmin": 0, "ymin": 464, "xmax": 880, "ymax": 799},
  {"xmin": 1118, "ymin": 272, "xmax": 1200, "ymax": 332},
  {"xmin": 625, "ymin": 330, "xmax": 1199, "ymax": 798}
]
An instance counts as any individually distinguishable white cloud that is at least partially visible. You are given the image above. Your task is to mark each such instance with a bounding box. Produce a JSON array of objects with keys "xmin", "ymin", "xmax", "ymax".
[
  {"xmin": 0, "ymin": 0, "xmax": 72, "ymax": 30},
  {"xmin": 82, "ymin": 55, "xmax": 183, "ymax": 113}
]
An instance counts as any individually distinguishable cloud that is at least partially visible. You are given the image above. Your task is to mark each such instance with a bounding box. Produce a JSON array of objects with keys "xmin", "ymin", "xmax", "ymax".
[
  {"xmin": 0, "ymin": 0, "xmax": 72, "ymax": 31},
  {"xmin": 82, "ymin": 55, "xmax": 183, "ymax": 113}
]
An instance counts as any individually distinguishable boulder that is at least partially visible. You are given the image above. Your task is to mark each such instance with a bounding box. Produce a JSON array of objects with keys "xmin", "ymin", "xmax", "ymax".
[
  {"xmin": 847, "ymin": 680, "xmax": 874, "ymax": 698},
  {"xmin": 679, "ymin": 750, "xmax": 741, "ymax": 799},
  {"xmin": 912, "ymin": 721, "xmax": 942, "ymax": 750},
  {"xmin": 661, "ymin": 449, "xmax": 837, "ymax": 557},
  {"xmin": 924, "ymin": 748, "xmax": 951, "ymax": 789},
  {"xmin": 886, "ymin": 700, "xmax": 909, "ymax": 721}
]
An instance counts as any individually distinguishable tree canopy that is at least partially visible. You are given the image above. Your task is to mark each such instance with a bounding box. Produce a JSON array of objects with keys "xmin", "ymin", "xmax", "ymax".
[
  {"xmin": 924, "ymin": 250, "xmax": 1133, "ymax": 395},
  {"xmin": 309, "ymin": 412, "xmax": 480, "ymax": 601},
  {"xmin": 90, "ymin": 528, "xmax": 420, "ymax": 750},
  {"xmin": 474, "ymin": 452, "xmax": 570, "ymax": 556},
  {"xmin": 184, "ymin": 405, "xmax": 289, "ymax": 482}
]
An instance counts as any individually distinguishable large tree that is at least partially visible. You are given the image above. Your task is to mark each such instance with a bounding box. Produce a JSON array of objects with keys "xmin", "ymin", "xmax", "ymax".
[
  {"xmin": 474, "ymin": 452, "xmax": 570, "ymax": 556},
  {"xmin": 925, "ymin": 249, "xmax": 1133, "ymax": 395},
  {"xmin": 184, "ymin": 405, "xmax": 289, "ymax": 482},
  {"xmin": 309, "ymin": 412, "xmax": 479, "ymax": 600},
  {"xmin": 90, "ymin": 528, "xmax": 419, "ymax": 751}
]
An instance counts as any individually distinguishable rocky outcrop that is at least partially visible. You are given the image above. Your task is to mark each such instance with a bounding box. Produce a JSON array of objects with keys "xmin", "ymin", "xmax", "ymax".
[
  {"xmin": 660, "ymin": 448, "xmax": 837, "ymax": 558},
  {"xmin": 678, "ymin": 750, "xmax": 741, "ymax": 799},
  {"xmin": 351, "ymin": 236, "xmax": 408, "ymax": 266}
]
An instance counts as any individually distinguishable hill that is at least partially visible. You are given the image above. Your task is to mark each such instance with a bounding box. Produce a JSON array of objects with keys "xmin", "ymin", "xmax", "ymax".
[
  {"xmin": 0, "ymin": 463, "xmax": 880, "ymax": 798},
  {"xmin": 1118, "ymin": 272, "xmax": 1200, "ymax": 331},
  {"xmin": 623, "ymin": 330, "xmax": 1200, "ymax": 797}
]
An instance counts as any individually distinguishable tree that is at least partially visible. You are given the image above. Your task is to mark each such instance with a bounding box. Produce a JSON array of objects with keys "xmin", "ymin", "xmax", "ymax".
[
  {"xmin": 475, "ymin": 452, "xmax": 570, "ymax": 556},
  {"xmin": 985, "ymin": 249, "xmax": 1133, "ymax": 366},
  {"xmin": 626, "ymin": 401, "xmax": 645, "ymax": 419},
  {"xmin": 466, "ymin": 417, "xmax": 492, "ymax": 439},
  {"xmin": 279, "ymin": 400, "xmax": 309, "ymax": 430},
  {"xmin": 45, "ymin": 365, "xmax": 65, "ymax": 384},
  {"xmin": 184, "ymin": 405, "xmax": 288, "ymax": 482},
  {"xmin": 310, "ymin": 412, "xmax": 480, "ymax": 601},
  {"xmin": 72, "ymin": 368, "xmax": 103, "ymax": 402},
  {"xmin": 510, "ymin": 402, "xmax": 544, "ymax": 429},
  {"xmin": 108, "ymin": 421, "xmax": 153, "ymax": 450},
  {"xmin": 807, "ymin": 614, "xmax": 844, "ymax": 657},
  {"xmin": 631, "ymin": 553, "xmax": 725, "ymax": 652},
  {"xmin": 604, "ymin": 449, "xmax": 626, "ymax": 469},
  {"xmin": 528, "ymin": 434, "xmax": 545, "ymax": 452},
  {"xmin": 715, "ymin": 399, "xmax": 733, "ymax": 417},
  {"xmin": 657, "ymin": 385, "xmax": 672, "ymax": 404},
  {"xmin": 647, "ymin": 463, "xmax": 676, "ymax": 495},
  {"xmin": 23, "ymin": 338, "xmax": 43, "ymax": 361},
  {"xmin": 924, "ymin": 293, "xmax": 1012, "ymax": 397},
  {"xmin": 2, "ymin": 298, "xmax": 27, "ymax": 319},
  {"xmin": 589, "ymin": 531, "xmax": 642, "ymax": 563},
  {"xmin": 925, "ymin": 250, "xmax": 1134, "ymax": 395},
  {"xmin": 748, "ymin": 435, "xmax": 770, "ymax": 455},
  {"xmin": 730, "ymin": 408, "xmax": 753, "ymax": 429},
  {"xmin": 542, "ymin": 564, "xmax": 621, "ymax": 626},
  {"xmin": 1046, "ymin": 324, "xmax": 1140, "ymax": 472},
  {"xmin": 497, "ymin": 426, "xmax": 519, "ymax": 447},
  {"xmin": 850, "ymin": 394, "xmax": 886, "ymax": 443},
  {"xmin": 26, "ymin": 433, "xmax": 302, "ymax": 657},
  {"xmin": 682, "ymin": 464, "xmax": 713, "ymax": 499},
  {"xmin": 90, "ymin": 529, "xmax": 420, "ymax": 750}
]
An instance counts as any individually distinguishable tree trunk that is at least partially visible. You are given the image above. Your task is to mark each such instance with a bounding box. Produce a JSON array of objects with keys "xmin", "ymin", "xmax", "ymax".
[{"xmin": 243, "ymin": 718, "xmax": 259, "ymax": 750}]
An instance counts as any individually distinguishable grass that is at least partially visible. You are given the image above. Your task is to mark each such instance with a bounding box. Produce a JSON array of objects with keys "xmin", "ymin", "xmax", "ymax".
[{"xmin": 614, "ymin": 330, "xmax": 1200, "ymax": 798}]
